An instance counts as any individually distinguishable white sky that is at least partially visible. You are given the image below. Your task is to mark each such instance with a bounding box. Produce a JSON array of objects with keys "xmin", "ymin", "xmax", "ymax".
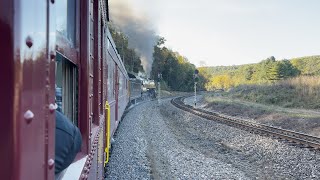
[{"xmin": 128, "ymin": 0, "xmax": 320, "ymax": 67}]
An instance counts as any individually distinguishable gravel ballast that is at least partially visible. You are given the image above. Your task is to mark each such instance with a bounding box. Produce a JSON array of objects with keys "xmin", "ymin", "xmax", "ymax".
[{"xmin": 105, "ymin": 98, "xmax": 320, "ymax": 179}]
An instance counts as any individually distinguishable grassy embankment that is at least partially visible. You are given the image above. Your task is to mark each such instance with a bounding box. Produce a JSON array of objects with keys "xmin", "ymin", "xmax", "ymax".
[
  {"xmin": 228, "ymin": 76, "xmax": 320, "ymax": 109},
  {"xmin": 204, "ymin": 76, "xmax": 320, "ymax": 118}
]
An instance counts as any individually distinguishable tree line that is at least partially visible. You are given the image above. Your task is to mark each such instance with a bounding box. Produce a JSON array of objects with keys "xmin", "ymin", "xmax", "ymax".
[
  {"xmin": 201, "ymin": 56, "xmax": 320, "ymax": 91},
  {"xmin": 110, "ymin": 26, "xmax": 203, "ymax": 91},
  {"xmin": 150, "ymin": 37, "xmax": 206, "ymax": 91}
]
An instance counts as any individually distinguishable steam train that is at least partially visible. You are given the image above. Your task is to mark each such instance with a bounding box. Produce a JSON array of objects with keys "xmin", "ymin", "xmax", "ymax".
[
  {"xmin": 128, "ymin": 73, "xmax": 143, "ymax": 103},
  {"xmin": 128, "ymin": 73, "xmax": 158, "ymax": 102},
  {"xmin": 0, "ymin": 0, "xmax": 142, "ymax": 179}
]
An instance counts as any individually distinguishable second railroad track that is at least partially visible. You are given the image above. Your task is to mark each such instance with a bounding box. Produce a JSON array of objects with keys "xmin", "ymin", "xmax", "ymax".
[{"xmin": 171, "ymin": 96, "xmax": 320, "ymax": 151}]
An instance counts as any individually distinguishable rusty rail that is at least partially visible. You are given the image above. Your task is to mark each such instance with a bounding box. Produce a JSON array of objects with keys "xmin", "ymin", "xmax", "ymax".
[{"xmin": 171, "ymin": 96, "xmax": 320, "ymax": 150}]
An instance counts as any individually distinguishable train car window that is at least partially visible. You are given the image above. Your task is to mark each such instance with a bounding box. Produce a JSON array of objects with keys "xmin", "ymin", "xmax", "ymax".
[
  {"xmin": 107, "ymin": 60, "xmax": 114, "ymax": 100},
  {"xmin": 121, "ymin": 74, "xmax": 125, "ymax": 95},
  {"xmin": 113, "ymin": 64, "xmax": 117, "ymax": 98},
  {"xmin": 56, "ymin": 0, "xmax": 76, "ymax": 45},
  {"xmin": 123, "ymin": 75, "xmax": 126, "ymax": 94},
  {"xmin": 55, "ymin": 53, "xmax": 79, "ymax": 125},
  {"xmin": 119, "ymin": 73, "xmax": 123, "ymax": 95},
  {"xmin": 122, "ymin": 74, "xmax": 125, "ymax": 95},
  {"xmin": 126, "ymin": 79, "xmax": 128, "ymax": 90}
]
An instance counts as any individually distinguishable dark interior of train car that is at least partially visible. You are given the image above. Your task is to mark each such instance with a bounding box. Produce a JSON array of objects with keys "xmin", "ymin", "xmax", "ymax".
[{"xmin": 55, "ymin": 53, "xmax": 79, "ymax": 125}]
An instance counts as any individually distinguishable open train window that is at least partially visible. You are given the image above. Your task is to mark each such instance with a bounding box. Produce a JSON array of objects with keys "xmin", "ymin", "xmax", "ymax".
[{"xmin": 55, "ymin": 53, "xmax": 79, "ymax": 125}]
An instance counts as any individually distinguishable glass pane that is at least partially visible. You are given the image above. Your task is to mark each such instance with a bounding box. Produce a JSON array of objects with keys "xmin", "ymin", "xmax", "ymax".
[{"xmin": 56, "ymin": 0, "xmax": 76, "ymax": 45}]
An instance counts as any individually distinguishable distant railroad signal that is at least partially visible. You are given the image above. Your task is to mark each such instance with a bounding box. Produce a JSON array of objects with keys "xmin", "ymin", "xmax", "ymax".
[
  {"xmin": 193, "ymin": 69, "xmax": 199, "ymax": 107},
  {"xmin": 158, "ymin": 73, "xmax": 162, "ymax": 81},
  {"xmin": 157, "ymin": 73, "xmax": 162, "ymax": 104},
  {"xmin": 193, "ymin": 69, "xmax": 199, "ymax": 82}
]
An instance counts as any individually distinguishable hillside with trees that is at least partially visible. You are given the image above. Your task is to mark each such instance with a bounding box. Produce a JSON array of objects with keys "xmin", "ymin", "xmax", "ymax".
[
  {"xmin": 200, "ymin": 56, "xmax": 320, "ymax": 91},
  {"xmin": 291, "ymin": 56, "xmax": 320, "ymax": 76},
  {"xmin": 201, "ymin": 56, "xmax": 320, "ymax": 109}
]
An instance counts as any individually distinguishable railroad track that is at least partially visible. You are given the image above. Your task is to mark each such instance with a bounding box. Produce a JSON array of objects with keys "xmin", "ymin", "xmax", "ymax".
[{"xmin": 171, "ymin": 96, "xmax": 320, "ymax": 150}]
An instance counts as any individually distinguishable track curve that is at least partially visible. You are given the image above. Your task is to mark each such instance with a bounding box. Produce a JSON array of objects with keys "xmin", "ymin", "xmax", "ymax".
[{"xmin": 171, "ymin": 96, "xmax": 320, "ymax": 150}]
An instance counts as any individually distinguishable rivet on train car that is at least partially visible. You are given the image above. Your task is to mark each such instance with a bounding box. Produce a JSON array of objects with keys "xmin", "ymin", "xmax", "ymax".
[
  {"xmin": 86, "ymin": 161, "xmax": 90, "ymax": 166},
  {"xmin": 26, "ymin": 36, "xmax": 33, "ymax": 48},
  {"xmin": 48, "ymin": 159, "xmax": 55, "ymax": 169},
  {"xmin": 50, "ymin": 51, "xmax": 56, "ymax": 60},
  {"xmin": 49, "ymin": 103, "xmax": 57, "ymax": 113},
  {"xmin": 24, "ymin": 110, "xmax": 34, "ymax": 124},
  {"xmin": 80, "ymin": 174, "xmax": 86, "ymax": 179},
  {"xmin": 51, "ymin": 0, "xmax": 55, "ymax": 4},
  {"xmin": 86, "ymin": 162, "xmax": 90, "ymax": 167},
  {"xmin": 84, "ymin": 167, "xmax": 88, "ymax": 172},
  {"xmin": 81, "ymin": 174, "xmax": 88, "ymax": 180}
]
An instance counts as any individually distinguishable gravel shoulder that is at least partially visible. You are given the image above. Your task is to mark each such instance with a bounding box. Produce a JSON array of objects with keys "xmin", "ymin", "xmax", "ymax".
[{"xmin": 105, "ymin": 98, "xmax": 320, "ymax": 179}]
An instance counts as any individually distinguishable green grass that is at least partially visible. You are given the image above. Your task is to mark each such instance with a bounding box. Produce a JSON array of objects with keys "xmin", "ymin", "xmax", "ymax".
[{"xmin": 223, "ymin": 76, "xmax": 320, "ymax": 110}]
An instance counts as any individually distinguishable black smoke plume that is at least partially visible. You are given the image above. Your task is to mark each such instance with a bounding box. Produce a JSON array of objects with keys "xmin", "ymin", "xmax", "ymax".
[{"xmin": 109, "ymin": 0, "xmax": 157, "ymax": 75}]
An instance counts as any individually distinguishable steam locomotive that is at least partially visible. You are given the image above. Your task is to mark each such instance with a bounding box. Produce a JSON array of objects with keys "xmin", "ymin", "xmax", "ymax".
[{"xmin": 0, "ymin": 0, "xmax": 142, "ymax": 179}]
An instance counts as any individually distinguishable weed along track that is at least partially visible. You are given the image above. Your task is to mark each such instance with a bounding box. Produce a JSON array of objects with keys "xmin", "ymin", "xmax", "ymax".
[{"xmin": 171, "ymin": 96, "xmax": 320, "ymax": 151}]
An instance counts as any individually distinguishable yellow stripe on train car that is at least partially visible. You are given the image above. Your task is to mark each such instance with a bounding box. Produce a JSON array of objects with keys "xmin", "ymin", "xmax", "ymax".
[{"xmin": 104, "ymin": 101, "xmax": 111, "ymax": 167}]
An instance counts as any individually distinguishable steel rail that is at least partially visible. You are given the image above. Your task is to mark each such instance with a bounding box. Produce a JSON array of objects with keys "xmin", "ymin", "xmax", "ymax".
[{"xmin": 171, "ymin": 96, "xmax": 320, "ymax": 150}]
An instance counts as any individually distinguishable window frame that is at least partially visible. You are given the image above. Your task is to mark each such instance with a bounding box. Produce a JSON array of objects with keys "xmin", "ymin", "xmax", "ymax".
[
  {"xmin": 55, "ymin": 0, "xmax": 80, "ymax": 126},
  {"xmin": 55, "ymin": 0, "xmax": 88, "ymax": 154}
]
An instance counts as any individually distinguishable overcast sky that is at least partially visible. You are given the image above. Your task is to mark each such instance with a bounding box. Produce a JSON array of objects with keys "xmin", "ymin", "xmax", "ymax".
[{"xmin": 118, "ymin": 0, "xmax": 320, "ymax": 67}]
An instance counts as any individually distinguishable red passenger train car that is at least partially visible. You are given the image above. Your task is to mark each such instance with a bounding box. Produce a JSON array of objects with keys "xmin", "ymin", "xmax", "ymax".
[{"xmin": 0, "ymin": 0, "xmax": 130, "ymax": 179}]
